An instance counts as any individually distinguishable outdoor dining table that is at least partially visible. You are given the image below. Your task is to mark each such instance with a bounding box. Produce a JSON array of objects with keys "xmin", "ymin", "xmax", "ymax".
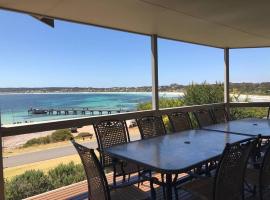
[
  {"xmin": 202, "ymin": 118, "xmax": 270, "ymax": 138},
  {"xmin": 103, "ymin": 129, "xmax": 251, "ymax": 200}
]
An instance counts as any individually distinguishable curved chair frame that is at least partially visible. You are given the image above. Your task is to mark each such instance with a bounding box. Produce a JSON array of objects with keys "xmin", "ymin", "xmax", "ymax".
[
  {"xmin": 136, "ymin": 116, "xmax": 167, "ymax": 139},
  {"xmin": 193, "ymin": 109, "xmax": 215, "ymax": 128},
  {"xmin": 167, "ymin": 112, "xmax": 193, "ymax": 133}
]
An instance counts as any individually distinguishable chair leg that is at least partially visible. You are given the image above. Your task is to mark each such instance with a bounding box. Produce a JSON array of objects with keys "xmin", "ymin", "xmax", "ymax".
[
  {"xmin": 150, "ymin": 180, "xmax": 156, "ymax": 200},
  {"xmin": 113, "ymin": 176, "xmax": 116, "ymax": 186},
  {"xmin": 259, "ymin": 186, "xmax": 263, "ymax": 200},
  {"xmin": 174, "ymin": 186, "xmax": 179, "ymax": 200},
  {"xmin": 161, "ymin": 173, "xmax": 166, "ymax": 199},
  {"xmin": 128, "ymin": 174, "xmax": 131, "ymax": 181}
]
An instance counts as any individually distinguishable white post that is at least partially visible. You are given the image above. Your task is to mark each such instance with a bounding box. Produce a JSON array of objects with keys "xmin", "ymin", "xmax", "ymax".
[
  {"xmin": 224, "ymin": 48, "xmax": 230, "ymax": 115},
  {"xmin": 0, "ymin": 116, "xmax": 4, "ymax": 200},
  {"xmin": 151, "ymin": 34, "xmax": 159, "ymax": 110}
]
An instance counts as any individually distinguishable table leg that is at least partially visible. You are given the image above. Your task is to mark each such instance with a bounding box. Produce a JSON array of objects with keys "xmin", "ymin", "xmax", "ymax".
[{"xmin": 165, "ymin": 173, "xmax": 173, "ymax": 200}]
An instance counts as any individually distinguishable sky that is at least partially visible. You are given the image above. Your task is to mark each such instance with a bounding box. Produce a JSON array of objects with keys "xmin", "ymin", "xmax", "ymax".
[{"xmin": 0, "ymin": 10, "xmax": 270, "ymax": 88}]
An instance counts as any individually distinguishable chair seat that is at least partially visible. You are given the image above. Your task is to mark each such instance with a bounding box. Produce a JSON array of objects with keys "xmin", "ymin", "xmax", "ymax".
[
  {"xmin": 110, "ymin": 186, "xmax": 149, "ymax": 200},
  {"xmin": 182, "ymin": 177, "xmax": 214, "ymax": 200},
  {"xmin": 246, "ymin": 168, "xmax": 259, "ymax": 185}
]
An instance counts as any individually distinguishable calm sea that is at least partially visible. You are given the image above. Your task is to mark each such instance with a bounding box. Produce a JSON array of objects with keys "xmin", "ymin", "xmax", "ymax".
[{"xmin": 0, "ymin": 92, "xmax": 180, "ymax": 125}]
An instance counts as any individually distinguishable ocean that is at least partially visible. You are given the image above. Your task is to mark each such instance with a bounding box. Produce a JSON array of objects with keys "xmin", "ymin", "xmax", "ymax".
[{"xmin": 0, "ymin": 92, "xmax": 181, "ymax": 125}]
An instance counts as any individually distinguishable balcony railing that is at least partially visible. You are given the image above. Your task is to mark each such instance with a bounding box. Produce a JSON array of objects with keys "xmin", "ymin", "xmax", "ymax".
[{"xmin": 1, "ymin": 102, "xmax": 270, "ymax": 200}]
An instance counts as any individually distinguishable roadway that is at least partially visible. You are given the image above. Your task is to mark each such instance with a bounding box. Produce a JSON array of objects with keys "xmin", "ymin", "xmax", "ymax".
[{"xmin": 3, "ymin": 141, "xmax": 97, "ymax": 168}]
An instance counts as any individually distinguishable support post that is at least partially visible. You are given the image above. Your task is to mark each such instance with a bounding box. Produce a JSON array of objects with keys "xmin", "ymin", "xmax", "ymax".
[
  {"xmin": 0, "ymin": 115, "xmax": 5, "ymax": 200},
  {"xmin": 224, "ymin": 48, "xmax": 230, "ymax": 116},
  {"xmin": 151, "ymin": 34, "xmax": 159, "ymax": 110}
]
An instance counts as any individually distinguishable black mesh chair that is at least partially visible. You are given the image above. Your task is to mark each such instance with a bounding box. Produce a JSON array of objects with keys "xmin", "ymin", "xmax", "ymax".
[
  {"xmin": 136, "ymin": 116, "xmax": 166, "ymax": 139},
  {"xmin": 246, "ymin": 142, "xmax": 270, "ymax": 200},
  {"xmin": 212, "ymin": 107, "xmax": 229, "ymax": 124},
  {"xmin": 181, "ymin": 138, "xmax": 257, "ymax": 200},
  {"xmin": 136, "ymin": 116, "xmax": 167, "ymax": 198},
  {"xmin": 168, "ymin": 112, "xmax": 193, "ymax": 133},
  {"xmin": 93, "ymin": 120, "xmax": 143, "ymax": 186},
  {"xmin": 71, "ymin": 140, "xmax": 150, "ymax": 200},
  {"xmin": 193, "ymin": 109, "xmax": 215, "ymax": 128}
]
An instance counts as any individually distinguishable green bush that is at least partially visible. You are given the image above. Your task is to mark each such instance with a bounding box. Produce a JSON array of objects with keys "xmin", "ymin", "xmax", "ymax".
[
  {"xmin": 137, "ymin": 82, "xmax": 268, "ymax": 128},
  {"xmin": 48, "ymin": 162, "xmax": 85, "ymax": 188},
  {"xmin": 5, "ymin": 162, "xmax": 86, "ymax": 200},
  {"xmin": 23, "ymin": 129, "xmax": 72, "ymax": 147},
  {"xmin": 23, "ymin": 136, "xmax": 51, "ymax": 147},
  {"xmin": 5, "ymin": 170, "xmax": 52, "ymax": 200},
  {"xmin": 137, "ymin": 97, "xmax": 184, "ymax": 111},
  {"xmin": 183, "ymin": 81, "xmax": 224, "ymax": 105},
  {"xmin": 51, "ymin": 129, "xmax": 72, "ymax": 142},
  {"xmin": 230, "ymin": 107, "xmax": 268, "ymax": 120}
]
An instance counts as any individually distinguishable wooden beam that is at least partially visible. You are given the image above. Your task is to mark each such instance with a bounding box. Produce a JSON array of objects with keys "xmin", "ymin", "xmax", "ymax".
[
  {"xmin": 151, "ymin": 34, "xmax": 159, "ymax": 110},
  {"xmin": 224, "ymin": 48, "xmax": 230, "ymax": 115}
]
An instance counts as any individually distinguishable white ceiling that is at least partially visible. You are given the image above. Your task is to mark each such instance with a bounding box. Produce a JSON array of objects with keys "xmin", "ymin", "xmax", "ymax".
[{"xmin": 1, "ymin": 0, "xmax": 270, "ymax": 48}]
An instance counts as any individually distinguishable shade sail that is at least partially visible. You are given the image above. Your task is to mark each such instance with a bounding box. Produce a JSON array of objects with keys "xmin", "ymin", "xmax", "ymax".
[{"xmin": 1, "ymin": 0, "xmax": 270, "ymax": 48}]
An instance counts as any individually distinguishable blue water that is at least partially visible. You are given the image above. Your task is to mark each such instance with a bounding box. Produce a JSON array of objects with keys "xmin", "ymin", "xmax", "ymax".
[{"xmin": 0, "ymin": 93, "xmax": 180, "ymax": 125}]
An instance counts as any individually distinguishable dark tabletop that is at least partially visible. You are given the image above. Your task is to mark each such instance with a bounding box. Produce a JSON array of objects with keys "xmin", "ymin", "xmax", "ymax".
[
  {"xmin": 203, "ymin": 118, "xmax": 270, "ymax": 137},
  {"xmin": 104, "ymin": 129, "xmax": 251, "ymax": 174}
]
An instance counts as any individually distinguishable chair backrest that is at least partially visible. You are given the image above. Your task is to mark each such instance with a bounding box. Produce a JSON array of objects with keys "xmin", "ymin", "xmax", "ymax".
[
  {"xmin": 136, "ymin": 116, "xmax": 166, "ymax": 139},
  {"xmin": 193, "ymin": 109, "xmax": 214, "ymax": 128},
  {"xmin": 167, "ymin": 112, "xmax": 192, "ymax": 132},
  {"xmin": 212, "ymin": 107, "xmax": 229, "ymax": 123},
  {"xmin": 267, "ymin": 107, "xmax": 270, "ymax": 119},
  {"xmin": 93, "ymin": 120, "xmax": 129, "ymax": 168},
  {"xmin": 259, "ymin": 143, "xmax": 270, "ymax": 195},
  {"xmin": 214, "ymin": 139, "xmax": 257, "ymax": 200},
  {"xmin": 71, "ymin": 139, "xmax": 110, "ymax": 200}
]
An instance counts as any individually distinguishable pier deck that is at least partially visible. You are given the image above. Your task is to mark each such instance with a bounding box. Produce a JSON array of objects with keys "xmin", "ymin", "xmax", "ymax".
[{"xmin": 28, "ymin": 108, "xmax": 129, "ymax": 115}]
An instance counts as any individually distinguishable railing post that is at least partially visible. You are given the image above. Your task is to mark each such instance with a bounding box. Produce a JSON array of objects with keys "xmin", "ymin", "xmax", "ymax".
[
  {"xmin": 0, "ymin": 115, "xmax": 5, "ymax": 200},
  {"xmin": 224, "ymin": 48, "xmax": 230, "ymax": 117},
  {"xmin": 151, "ymin": 34, "xmax": 159, "ymax": 111}
]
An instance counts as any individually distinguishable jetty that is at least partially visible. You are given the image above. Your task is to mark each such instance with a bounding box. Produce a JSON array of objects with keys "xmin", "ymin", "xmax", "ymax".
[{"xmin": 28, "ymin": 108, "xmax": 129, "ymax": 116}]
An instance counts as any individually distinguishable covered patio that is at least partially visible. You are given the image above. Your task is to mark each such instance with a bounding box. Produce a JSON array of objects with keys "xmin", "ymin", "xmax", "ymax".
[{"xmin": 1, "ymin": 1, "xmax": 270, "ymax": 200}]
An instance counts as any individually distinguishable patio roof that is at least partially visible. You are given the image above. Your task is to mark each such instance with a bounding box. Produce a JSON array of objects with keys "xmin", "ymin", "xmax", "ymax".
[{"xmin": 1, "ymin": 0, "xmax": 270, "ymax": 48}]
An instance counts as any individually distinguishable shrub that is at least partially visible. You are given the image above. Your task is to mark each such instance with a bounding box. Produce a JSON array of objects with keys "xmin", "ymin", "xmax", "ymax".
[
  {"xmin": 230, "ymin": 107, "xmax": 268, "ymax": 120},
  {"xmin": 23, "ymin": 136, "xmax": 51, "ymax": 148},
  {"xmin": 137, "ymin": 82, "xmax": 268, "ymax": 129},
  {"xmin": 23, "ymin": 129, "xmax": 72, "ymax": 147},
  {"xmin": 184, "ymin": 81, "xmax": 224, "ymax": 105},
  {"xmin": 137, "ymin": 97, "xmax": 184, "ymax": 111},
  {"xmin": 5, "ymin": 170, "xmax": 52, "ymax": 200},
  {"xmin": 51, "ymin": 129, "xmax": 72, "ymax": 142},
  {"xmin": 48, "ymin": 162, "xmax": 85, "ymax": 188},
  {"xmin": 5, "ymin": 162, "xmax": 86, "ymax": 200}
]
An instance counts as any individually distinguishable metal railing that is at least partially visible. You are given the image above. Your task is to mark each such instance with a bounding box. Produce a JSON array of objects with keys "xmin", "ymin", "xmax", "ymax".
[{"xmin": 0, "ymin": 102, "xmax": 270, "ymax": 200}]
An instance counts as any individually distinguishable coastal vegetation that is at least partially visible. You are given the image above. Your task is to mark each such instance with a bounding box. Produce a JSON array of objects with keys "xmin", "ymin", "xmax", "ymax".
[
  {"xmin": 137, "ymin": 82, "xmax": 269, "ymax": 121},
  {"xmin": 5, "ymin": 162, "xmax": 85, "ymax": 200},
  {"xmin": 137, "ymin": 82, "xmax": 224, "ymax": 110},
  {"xmin": 23, "ymin": 129, "xmax": 73, "ymax": 148},
  {"xmin": 0, "ymin": 82, "xmax": 270, "ymax": 95}
]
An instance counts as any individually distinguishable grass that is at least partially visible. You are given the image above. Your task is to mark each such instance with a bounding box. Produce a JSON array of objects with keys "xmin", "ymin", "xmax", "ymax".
[{"xmin": 4, "ymin": 154, "xmax": 81, "ymax": 180}]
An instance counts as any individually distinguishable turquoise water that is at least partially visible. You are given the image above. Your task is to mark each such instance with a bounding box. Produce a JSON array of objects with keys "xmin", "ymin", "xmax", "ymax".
[{"xmin": 0, "ymin": 92, "xmax": 180, "ymax": 125}]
